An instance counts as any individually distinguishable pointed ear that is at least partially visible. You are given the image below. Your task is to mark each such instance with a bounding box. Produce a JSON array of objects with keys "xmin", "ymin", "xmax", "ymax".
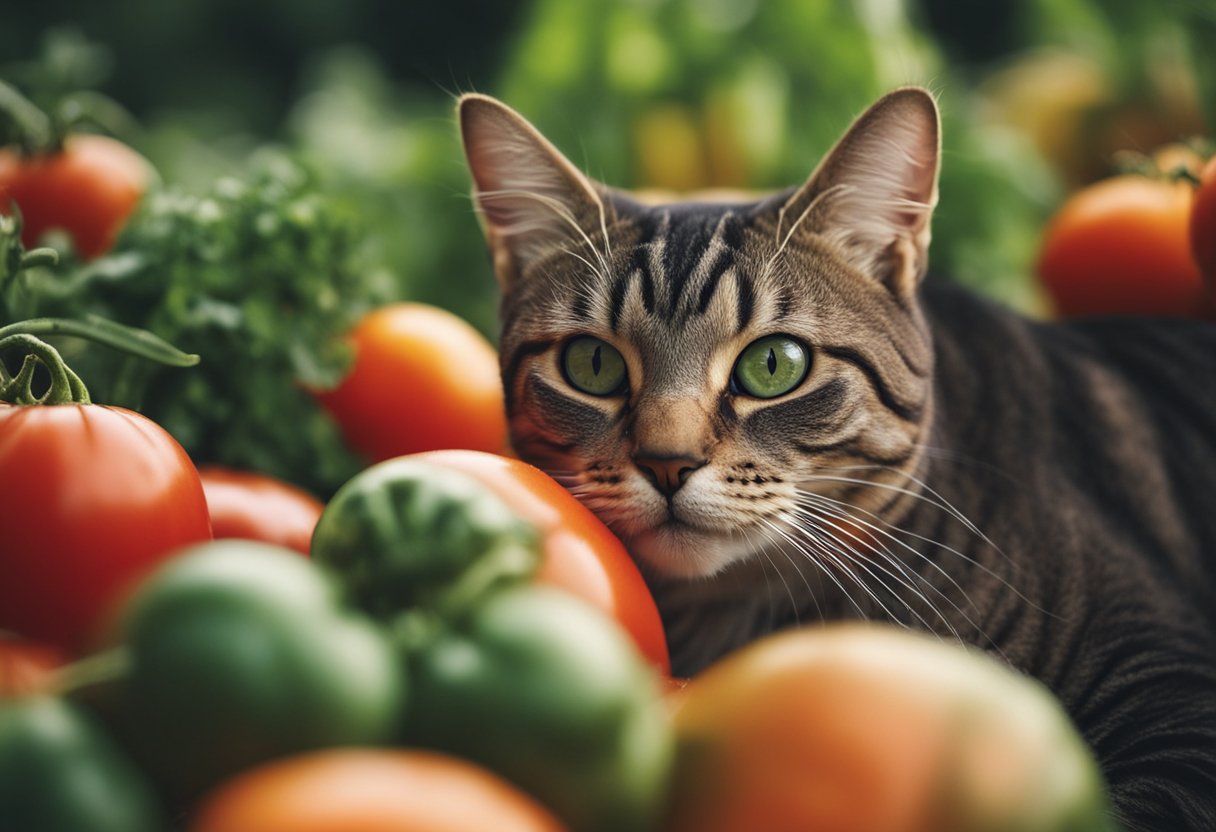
[
  {"xmin": 776, "ymin": 87, "xmax": 940, "ymax": 295},
  {"xmin": 458, "ymin": 93, "xmax": 608, "ymax": 288}
]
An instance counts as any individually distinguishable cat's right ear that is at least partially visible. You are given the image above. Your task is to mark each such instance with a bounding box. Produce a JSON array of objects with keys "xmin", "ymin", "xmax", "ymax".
[{"xmin": 458, "ymin": 94, "xmax": 609, "ymax": 289}]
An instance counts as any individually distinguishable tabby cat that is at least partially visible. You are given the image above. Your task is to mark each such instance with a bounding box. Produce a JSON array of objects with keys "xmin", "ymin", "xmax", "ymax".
[{"xmin": 458, "ymin": 87, "xmax": 1216, "ymax": 831}]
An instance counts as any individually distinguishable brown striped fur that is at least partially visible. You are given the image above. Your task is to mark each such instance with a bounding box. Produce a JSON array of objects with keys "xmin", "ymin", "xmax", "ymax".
[{"xmin": 460, "ymin": 89, "xmax": 1216, "ymax": 831}]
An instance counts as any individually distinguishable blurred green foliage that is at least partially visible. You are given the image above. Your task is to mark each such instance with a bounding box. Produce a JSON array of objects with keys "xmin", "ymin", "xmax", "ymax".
[{"xmin": 1, "ymin": 0, "xmax": 1212, "ymax": 490}]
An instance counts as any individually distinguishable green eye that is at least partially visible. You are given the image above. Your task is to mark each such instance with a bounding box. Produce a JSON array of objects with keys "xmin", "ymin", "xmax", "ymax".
[
  {"xmin": 562, "ymin": 336, "xmax": 627, "ymax": 396},
  {"xmin": 733, "ymin": 336, "xmax": 810, "ymax": 398}
]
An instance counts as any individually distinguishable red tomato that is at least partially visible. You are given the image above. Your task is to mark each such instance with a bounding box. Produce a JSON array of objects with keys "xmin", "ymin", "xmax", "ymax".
[
  {"xmin": 198, "ymin": 466, "xmax": 323, "ymax": 555},
  {"xmin": 666, "ymin": 625, "xmax": 1110, "ymax": 832},
  {"xmin": 415, "ymin": 449, "xmax": 671, "ymax": 675},
  {"xmin": 0, "ymin": 134, "xmax": 152, "ymax": 259},
  {"xmin": 313, "ymin": 303, "xmax": 508, "ymax": 463},
  {"xmin": 1191, "ymin": 155, "xmax": 1216, "ymax": 302},
  {"xmin": 190, "ymin": 749, "xmax": 568, "ymax": 832},
  {"xmin": 0, "ymin": 635, "xmax": 64, "ymax": 698},
  {"xmin": 1037, "ymin": 174, "xmax": 1204, "ymax": 318},
  {"xmin": 0, "ymin": 404, "xmax": 212, "ymax": 654}
]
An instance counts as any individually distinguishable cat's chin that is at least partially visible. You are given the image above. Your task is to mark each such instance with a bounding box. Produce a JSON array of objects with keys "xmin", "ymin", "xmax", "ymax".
[{"xmin": 625, "ymin": 521, "xmax": 759, "ymax": 580}]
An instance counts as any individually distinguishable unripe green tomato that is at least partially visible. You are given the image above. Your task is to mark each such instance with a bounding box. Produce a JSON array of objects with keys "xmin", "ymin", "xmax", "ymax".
[
  {"xmin": 0, "ymin": 696, "xmax": 162, "ymax": 832},
  {"xmin": 402, "ymin": 585, "xmax": 673, "ymax": 832},
  {"xmin": 311, "ymin": 456, "xmax": 542, "ymax": 619},
  {"xmin": 119, "ymin": 541, "xmax": 406, "ymax": 802}
]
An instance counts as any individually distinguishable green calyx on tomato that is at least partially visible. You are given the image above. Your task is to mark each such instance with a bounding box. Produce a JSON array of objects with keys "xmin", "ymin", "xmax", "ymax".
[
  {"xmin": 114, "ymin": 541, "xmax": 406, "ymax": 802},
  {"xmin": 312, "ymin": 457, "xmax": 544, "ymax": 619},
  {"xmin": 0, "ymin": 695, "xmax": 162, "ymax": 832},
  {"xmin": 401, "ymin": 585, "xmax": 674, "ymax": 832}
]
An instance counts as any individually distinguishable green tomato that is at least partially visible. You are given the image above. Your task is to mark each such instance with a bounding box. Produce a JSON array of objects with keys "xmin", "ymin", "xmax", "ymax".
[
  {"xmin": 0, "ymin": 696, "xmax": 161, "ymax": 832},
  {"xmin": 118, "ymin": 540, "xmax": 406, "ymax": 802},
  {"xmin": 562, "ymin": 336, "xmax": 627, "ymax": 396},
  {"xmin": 311, "ymin": 457, "xmax": 542, "ymax": 619},
  {"xmin": 732, "ymin": 335, "xmax": 809, "ymax": 398},
  {"xmin": 402, "ymin": 585, "xmax": 673, "ymax": 832}
]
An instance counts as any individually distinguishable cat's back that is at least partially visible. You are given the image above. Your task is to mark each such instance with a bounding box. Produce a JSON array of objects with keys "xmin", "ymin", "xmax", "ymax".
[{"xmin": 922, "ymin": 278, "xmax": 1216, "ymax": 616}]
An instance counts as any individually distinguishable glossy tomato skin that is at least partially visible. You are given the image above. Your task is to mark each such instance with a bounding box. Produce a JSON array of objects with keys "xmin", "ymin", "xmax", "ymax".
[
  {"xmin": 313, "ymin": 303, "xmax": 508, "ymax": 462},
  {"xmin": 198, "ymin": 467, "xmax": 323, "ymax": 555},
  {"xmin": 415, "ymin": 449, "xmax": 671, "ymax": 674},
  {"xmin": 1191, "ymin": 156, "xmax": 1216, "ymax": 304},
  {"xmin": 0, "ymin": 135, "xmax": 151, "ymax": 259},
  {"xmin": 0, "ymin": 404, "xmax": 212, "ymax": 654},
  {"xmin": 190, "ymin": 749, "xmax": 567, "ymax": 832},
  {"xmin": 1037, "ymin": 175, "xmax": 1204, "ymax": 318}
]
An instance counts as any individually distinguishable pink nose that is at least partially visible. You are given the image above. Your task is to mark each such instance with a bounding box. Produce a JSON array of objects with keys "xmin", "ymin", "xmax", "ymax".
[{"xmin": 634, "ymin": 455, "xmax": 705, "ymax": 498}]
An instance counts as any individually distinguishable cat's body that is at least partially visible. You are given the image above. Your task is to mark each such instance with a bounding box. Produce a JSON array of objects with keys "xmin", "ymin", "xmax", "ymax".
[{"xmin": 459, "ymin": 89, "xmax": 1216, "ymax": 830}]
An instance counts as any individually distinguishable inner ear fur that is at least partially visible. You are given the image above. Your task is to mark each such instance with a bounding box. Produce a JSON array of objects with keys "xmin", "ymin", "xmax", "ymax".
[
  {"xmin": 458, "ymin": 93, "xmax": 610, "ymax": 288},
  {"xmin": 776, "ymin": 87, "xmax": 941, "ymax": 296}
]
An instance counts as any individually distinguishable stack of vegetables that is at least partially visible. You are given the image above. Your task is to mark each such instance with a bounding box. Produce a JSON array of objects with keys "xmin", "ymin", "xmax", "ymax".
[{"xmin": 4, "ymin": 61, "xmax": 1214, "ymax": 832}]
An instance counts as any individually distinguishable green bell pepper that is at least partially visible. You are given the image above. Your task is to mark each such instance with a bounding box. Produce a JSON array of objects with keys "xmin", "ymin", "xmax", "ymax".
[
  {"xmin": 117, "ymin": 540, "xmax": 406, "ymax": 802},
  {"xmin": 311, "ymin": 456, "xmax": 542, "ymax": 618},
  {"xmin": 0, "ymin": 695, "xmax": 161, "ymax": 832},
  {"xmin": 401, "ymin": 585, "xmax": 674, "ymax": 832}
]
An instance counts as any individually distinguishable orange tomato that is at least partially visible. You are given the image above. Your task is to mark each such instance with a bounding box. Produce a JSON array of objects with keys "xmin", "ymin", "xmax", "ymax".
[
  {"xmin": 198, "ymin": 466, "xmax": 323, "ymax": 555},
  {"xmin": 313, "ymin": 303, "xmax": 508, "ymax": 463},
  {"xmin": 665, "ymin": 624, "xmax": 1111, "ymax": 832},
  {"xmin": 0, "ymin": 635, "xmax": 64, "ymax": 698},
  {"xmin": 190, "ymin": 749, "xmax": 567, "ymax": 832},
  {"xmin": 0, "ymin": 134, "xmax": 151, "ymax": 259},
  {"xmin": 414, "ymin": 449, "xmax": 671, "ymax": 675},
  {"xmin": 1037, "ymin": 174, "xmax": 1204, "ymax": 318}
]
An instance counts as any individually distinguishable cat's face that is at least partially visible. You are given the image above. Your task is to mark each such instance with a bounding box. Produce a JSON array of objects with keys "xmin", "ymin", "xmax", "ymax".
[{"xmin": 460, "ymin": 89, "xmax": 941, "ymax": 583}]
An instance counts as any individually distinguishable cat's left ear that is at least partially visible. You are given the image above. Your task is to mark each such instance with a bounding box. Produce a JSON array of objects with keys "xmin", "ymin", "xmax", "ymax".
[{"xmin": 776, "ymin": 87, "xmax": 941, "ymax": 296}]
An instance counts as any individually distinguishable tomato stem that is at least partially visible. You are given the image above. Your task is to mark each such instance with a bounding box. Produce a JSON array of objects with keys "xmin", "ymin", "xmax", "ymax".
[
  {"xmin": 52, "ymin": 647, "xmax": 131, "ymax": 697},
  {"xmin": 19, "ymin": 248, "xmax": 59, "ymax": 270},
  {"xmin": 0, "ymin": 333, "xmax": 91, "ymax": 404},
  {"xmin": 0, "ymin": 79, "xmax": 59, "ymax": 155}
]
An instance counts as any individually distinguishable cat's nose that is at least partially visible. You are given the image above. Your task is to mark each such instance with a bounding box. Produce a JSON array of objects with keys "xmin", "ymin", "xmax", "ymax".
[{"xmin": 634, "ymin": 454, "xmax": 706, "ymax": 498}]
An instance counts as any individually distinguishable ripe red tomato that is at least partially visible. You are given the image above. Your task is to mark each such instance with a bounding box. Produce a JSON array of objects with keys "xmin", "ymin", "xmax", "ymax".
[
  {"xmin": 414, "ymin": 449, "xmax": 671, "ymax": 674},
  {"xmin": 0, "ymin": 404, "xmax": 212, "ymax": 654},
  {"xmin": 198, "ymin": 466, "xmax": 323, "ymax": 555},
  {"xmin": 1191, "ymin": 155, "xmax": 1216, "ymax": 303},
  {"xmin": 190, "ymin": 749, "xmax": 568, "ymax": 832},
  {"xmin": 1037, "ymin": 174, "xmax": 1204, "ymax": 318},
  {"xmin": 313, "ymin": 303, "xmax": 508, "ymax": 463},
  {"xmin": 0, "ymin": 635, "xmax": 64, "ymax": 698},
  {"xmin": 0, "ymin": 134, "xmax": 152, "ymax": 259}
]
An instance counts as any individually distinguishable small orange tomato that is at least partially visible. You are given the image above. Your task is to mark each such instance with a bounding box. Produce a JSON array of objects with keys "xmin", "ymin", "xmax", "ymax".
[
  {"xmin": 189, "ymin": 749, "xmax": 568, "ymax": 832},
  {"xmin": 198, "ymin": 467, "xmax": 324, "ymax": 555},
  {"xmin": 414, "ymin": 449, "xmax": 671, "ymax": 675},
  {"xmin": 312, "ymin": 303, "xmax": 508, "ymax": 463},
  {"xmin": 0, "ymin": 134, "xmax": 152, "ymax": 259},
  {"xmin": 1037, "ymin": 174, "xmax": 1204, "ymax": 318}
]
